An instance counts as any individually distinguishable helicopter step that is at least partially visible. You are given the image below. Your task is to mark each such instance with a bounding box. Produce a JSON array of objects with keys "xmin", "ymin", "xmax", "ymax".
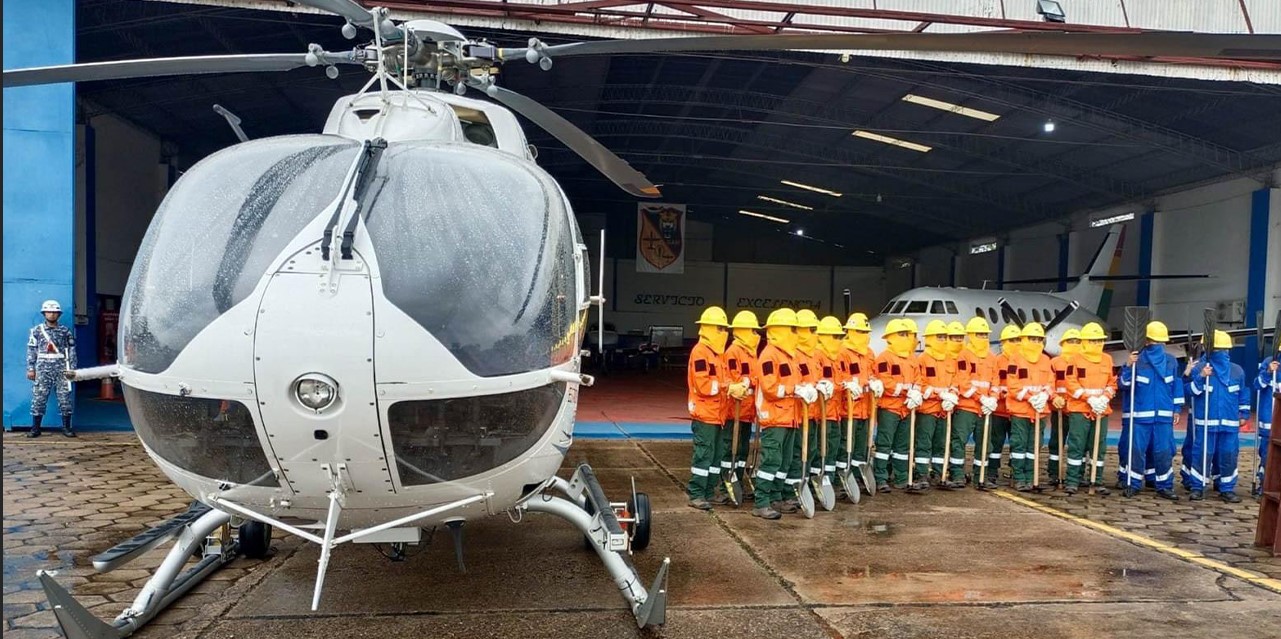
[
  {"xmin": 38, "ymin": 507, "xmax": 240, "ymax": 639},
  {"xmin": 525, "ymin": 463, "xmax": 668, "ymax": 628}
]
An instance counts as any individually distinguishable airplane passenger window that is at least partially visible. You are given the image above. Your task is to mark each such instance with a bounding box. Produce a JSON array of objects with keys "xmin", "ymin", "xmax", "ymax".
[
  {"xmin": 904, "ymin": 301, "xmax": 929, "ymax": 314},
  {"xmin": 976, "ymin": 307, "xmax": 984, "ymax": 319},
  {"xmin": 930, "ymin": 301, "xmax": 945, "ymax": 314},
  {"xmin": 945, "ymin": 301, "xmax": 958, "ymax": 314},
  {"xmin": 1044, "ymin": 308, "xmax": 1054, "ymax": 321},
  {"xmin": 1032, "ymin": 309, "xmax": 1042, "ymax": 323},
  {"xmin": 988, "ymin": 307, "xmax": 998, "ymax": 323},
  {"xmin": 1017, "ymin": 309, "xmax": 1027, "ymax": 323}
]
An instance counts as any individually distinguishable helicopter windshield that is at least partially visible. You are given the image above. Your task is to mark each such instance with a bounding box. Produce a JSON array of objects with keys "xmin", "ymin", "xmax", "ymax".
[
  {"xmin": 364, "ymin": 141, "xmax": 578, "ymax": 377},
  {"xmin": 121, "ymin": 135, "xmax": 362, "ymax": 373}
]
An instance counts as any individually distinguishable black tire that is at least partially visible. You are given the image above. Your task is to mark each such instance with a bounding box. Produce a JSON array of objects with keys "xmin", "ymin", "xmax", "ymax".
[
  {"xmin": 628, "ymin": 492, "xmax": 652, "ymax": 552},
  {"xmin": 581, "ymin": 498, "xmax": 596, "ymax": 550},
  {"xmin": 239, "ymin": 520, "xmax": 273, "ymax": 559}
]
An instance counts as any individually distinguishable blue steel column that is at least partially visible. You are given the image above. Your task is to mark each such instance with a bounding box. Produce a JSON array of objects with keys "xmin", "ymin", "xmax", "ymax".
[
  {"xmin": 1243, "ymin": 188, "xmax": 1270, "ymax": 376},
  {"xmin": 3, "ymin": 0, "xmax": 77, "ymax": 429},
  {"xmin": 1136, "ymin": 210, "xmax": 1154, "ymax": 307}
]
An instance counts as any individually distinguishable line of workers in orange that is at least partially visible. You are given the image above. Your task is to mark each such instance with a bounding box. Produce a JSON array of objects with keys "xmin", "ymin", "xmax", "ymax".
[{"xmin": 686, "ymin": 307, "xmax": 1116, "ymax": 520}]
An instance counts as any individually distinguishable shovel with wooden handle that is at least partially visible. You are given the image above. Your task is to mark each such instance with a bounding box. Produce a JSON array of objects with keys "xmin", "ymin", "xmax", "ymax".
[
  {"xmin": 861, "ymin": 394, "xmax": 877, "ymax": 494},
  {"xmin": 799, "ymin": 402, "xmax": 816, "ymax": 518},
  {"xmin": 1089, "ymin": 411, "xmax": 1104, "ymax": 495},
  {"xmin": 1057, "ymin": 409, "xmax": 1067, "ymax": 485},
  {"xmin": 1032, "ymin": 403, "xmax": 1044, "ymax": 492},
  {"xmin": 818, "ymin": 394, "xmax": 836, "ymax": 511},
  {"xmin": 841, "ymin": 394, "xmax": 861, "ymax": 504},
  {"xmin": 907, "ymin": 408, "xmax": 918, "ymax": 491},
  {"xmin": 941, "ymin": 407, "xmax": 954, "ymax": 488},
  {"xmin": 724, "ymin": 401, "xmax": 743, "ymax": 506},
  {"xmin": 978, "ymin": 412, "xmax": 991, "ymax": 490}
]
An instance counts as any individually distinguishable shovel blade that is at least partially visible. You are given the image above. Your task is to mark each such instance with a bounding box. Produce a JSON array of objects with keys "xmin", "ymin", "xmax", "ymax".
[
  {"xmin": 840, "ymin": 470, "xmax": 861, "ymax": 504},
  {"xmin": 820, "ymin": 476, "xmax": 837, "ymax": 510},
  {"xmin": 729, "ymin": 480, "xmax": 744, "ymax": 506},
  {"xmin": 799, "ymin": 484, "xmax": 816, "ymax": 519},
  {"xmin": 859, "ymin": 464, "xmax": 876, "ymax": 498}
]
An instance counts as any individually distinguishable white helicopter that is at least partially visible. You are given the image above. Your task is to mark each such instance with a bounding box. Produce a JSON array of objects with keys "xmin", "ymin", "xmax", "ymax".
[{"xmin": 5, "ymin": 2, "xmax": 1279, "ymax": 637}]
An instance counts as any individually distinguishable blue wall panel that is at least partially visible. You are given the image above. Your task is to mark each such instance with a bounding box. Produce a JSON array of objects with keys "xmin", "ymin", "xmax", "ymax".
[{"xmin": 3, "ymin": 0, "xmax": 76, "ymax": 428}]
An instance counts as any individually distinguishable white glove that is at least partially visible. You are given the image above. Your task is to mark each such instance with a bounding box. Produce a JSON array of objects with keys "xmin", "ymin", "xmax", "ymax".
[
  {"xmin": 796, "ymin": 384, "xmax": 818, "ymax": 405},
  {"xmin": 868, "ymin": 378, "xmax": 884, "ymax": 398},
  {"xmin": 1087, "ymin": 395, "xmax": 1109, "ymax": 416},
  {"xmin": 905, "ymin": 388, "xmax": 924, "ymax": 410},
  {"xmin": 980, "ymin": 395, "xmax": 998, "ymax": 416},
  {"xmin": 941, "ymin": 391, "xmax": 959, "ymax": 412},
  {"xmin": 1029, "ymin": 392, "xmax": 1048, "ymax": 414},
  {"xmin": 843, "ymin": 378, "xmax": 864, "ymax": 400},
  {"xmin": 816, "ymin": 379, "xmax": 835, "ymax": 400}
]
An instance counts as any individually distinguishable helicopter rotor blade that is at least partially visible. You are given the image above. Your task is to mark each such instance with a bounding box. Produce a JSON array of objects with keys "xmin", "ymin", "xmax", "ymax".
[
  {"xmin": 291, "ymin": 0, "xmax": 405, "ymax": 42},
  {"xmin": 482, "ymin": 85, "xmax": 661, "ymax": 198},
  {"xmin": 500, "ymin": 32, "xmax": 1281, "ymax": 65},
  {"xmin": 2, "ymin": 51, "xmax": 362, "ymax": 88}
]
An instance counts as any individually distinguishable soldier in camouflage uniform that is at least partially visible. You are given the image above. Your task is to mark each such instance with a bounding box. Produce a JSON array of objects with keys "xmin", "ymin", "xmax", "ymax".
[{"xmin": 26, "ymin": 300, "xmax": 78, "ymax": 437}]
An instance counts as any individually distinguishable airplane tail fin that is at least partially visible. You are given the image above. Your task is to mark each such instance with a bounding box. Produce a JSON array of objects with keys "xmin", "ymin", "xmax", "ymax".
[{"xmin": 1067, "ymin": 224, "xmax": 1124, "ymax": 319}]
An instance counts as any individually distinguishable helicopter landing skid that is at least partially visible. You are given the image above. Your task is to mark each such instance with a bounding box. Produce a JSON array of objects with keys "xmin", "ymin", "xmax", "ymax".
[
  {"xmin": 38, "ymin": 506, "xmax": 237, "ymax": 639},
  {"xmin": 523, "ymin": 463, "xmax": 669, "ymax": 628}
]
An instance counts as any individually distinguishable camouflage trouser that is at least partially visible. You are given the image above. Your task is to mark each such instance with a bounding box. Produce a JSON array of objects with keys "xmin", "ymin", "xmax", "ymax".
[{"xmin": 31, "ymin": 363, "xmax": 73, "ymax": 417}]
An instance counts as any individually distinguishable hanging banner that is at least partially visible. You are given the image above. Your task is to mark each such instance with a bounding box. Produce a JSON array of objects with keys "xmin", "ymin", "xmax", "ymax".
[{"xmin": 636, "ymin": 203, "xmax": 685, "ymax": 274}]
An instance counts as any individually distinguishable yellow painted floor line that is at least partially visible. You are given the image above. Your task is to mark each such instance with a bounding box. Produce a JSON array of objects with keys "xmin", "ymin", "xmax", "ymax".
[{"xmin": 993, "ymin": 490, "xmax": 1281, "ymax": 595}]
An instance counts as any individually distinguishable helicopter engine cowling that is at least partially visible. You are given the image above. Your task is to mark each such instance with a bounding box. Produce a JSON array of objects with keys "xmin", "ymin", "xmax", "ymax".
[{"xmin": 118, "ymin": 133, "xmax": 589, "ymax": 529}]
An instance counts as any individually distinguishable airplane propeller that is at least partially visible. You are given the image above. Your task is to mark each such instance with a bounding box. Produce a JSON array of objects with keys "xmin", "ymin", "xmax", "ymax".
[{"xmin": 1043, "ymin": 301, "xmax": 1080, "ymax": 334}]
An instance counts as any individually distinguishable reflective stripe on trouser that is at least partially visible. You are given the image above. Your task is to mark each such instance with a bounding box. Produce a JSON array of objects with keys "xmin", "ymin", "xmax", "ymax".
[
  {"xmin": 1047, "ymin": 411, "xmax": 1064, "ymax": 481},
  {"xmin": 1180, "ymin": 428, "xmax": 1240, "ymax": 492},
  {"xmin": 1009, "ymin": 417, "xmax": 1036, "ymax": 485},
  {"xmin": 807, "ymin": 420, "xmax": 823, "ymax": 476},
  {"xmin": 1065, "ymin": 412, "xmax": 1106, "ymax": 487},
  {"xmin": 754, "ymin": 426, "xmax": 789, "ymax": 509},
  {"xmin": 850, "ymin": 417, "xmax": 870, "ymax": 467},
  {"xmin": 980, "ymin": 415, "xmax": 1012, "ymax": 478},
  {"xmin": 688, "ymin": 420, "xmax": 720, "ymax": 499},
  {"xmin": 1124, "ymin": 421, "xmax": 1174, "ymax": 490},
  {"xmin": 948, "ymin": 409, "xmax": 981, "ymax": 482},
  {"xmin": 912, "ymin": 413, "xmax": 943, "ymax": 478},
  {"xmin": 31, "ymin": 363, "xmax": 73, "ymax": 417},
  {"xmin": 707, "ymin": 419, "xmax": 734, "ymax": 499},
  {"xmin": 873, "ymin": 409, "xmax": 911, "ymax": 487},
  {"xmin": 786, "ymin": 421, "xmax": 811, "ymax": 497},
  {"xmin": 821, "ymin": 419, "xmax": 842, "ymax": 479}
]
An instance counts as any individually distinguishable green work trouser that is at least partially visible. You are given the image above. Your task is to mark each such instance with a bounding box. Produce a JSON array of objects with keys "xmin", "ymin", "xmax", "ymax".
[
  {"xmin": 735, "ymin": 420, "xmax": 754, "ymax": 485},
  {"xmin": 949, "ymin": 409, "xmax": 982, "ymax": 482},
  {"xmin": 914, "ymin": 413, "xmax": 942, "ymax": 480},
  {"xmin": 980, "ymin": 415, "xmax": 1012, "ymax": 480},
  {"xmin": 849, "ymin": 417, "xmax": 870, "ymax": 471},
  {"xmin": 806, "ymin": 419, "xmax": 823, "ymax": 477},
  {"xmin": 1065, "ymin": 412, "xmax": 1107, "ymax": 487},
  {"xmin": 753, "ymin": 426, "xmax": 792, "ymax": 508},
  {"xmin": 1009, "ymin": 416, "xmax": 1040, "ymax": 486},
  {"xmin": 714, "ymin": 418, "xmax": 735, "ymax": 491},
  {"xmin": 689, "ymin": 420, "xmax": 721, "ymax": 499},
  {"xmin": 873, "ymin": 409, "xmax": 911, "ymax": 487},
  {"xmin": 826, "ymin": 418, "xmax": 848, "ymax": 479},
  {"xmin": 1048, "ymin": 410, "xmax": 1065, "ymax": 482}
]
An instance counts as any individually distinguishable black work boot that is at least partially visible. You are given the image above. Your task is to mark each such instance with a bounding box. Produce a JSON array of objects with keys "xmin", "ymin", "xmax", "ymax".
[
  {"xmin": 61, "ymin": 414, "xmax": 75, "ymax": 438},
  {"xmin": 1219, "ymin": 491, "xmax": 1241, "ymax": 503},
  {"xmin": 1189, "ymin": 490, "xmax": 1204, "ymax": 501},
  {"xmin": 27, "ymin": 414, "xmax": 42, "ymax": 438}
]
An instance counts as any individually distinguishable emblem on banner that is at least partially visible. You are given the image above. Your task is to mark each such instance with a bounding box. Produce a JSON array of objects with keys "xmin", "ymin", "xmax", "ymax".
[{"xmin": 637, "ymin": 203, "xmax": 685, "ymax": 273}]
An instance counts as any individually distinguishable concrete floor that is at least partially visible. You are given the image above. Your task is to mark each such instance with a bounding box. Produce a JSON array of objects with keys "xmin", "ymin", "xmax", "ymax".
[{"xmin": 4, "ymin": 435, "xmax": 1279, "ymax": 639}]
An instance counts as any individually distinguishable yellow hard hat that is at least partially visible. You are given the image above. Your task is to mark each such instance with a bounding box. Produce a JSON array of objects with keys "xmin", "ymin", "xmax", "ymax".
[
  {"xmin": 966, "ymin": 316, "xmax": 991, "ymax": 334},
  {"xmin": 946, "ymin": 321, "xmax": 966, "ymax": 337},
  {"xmin": 1079, "ymin": 322, "xmax": 1107, "ymax": 340},
  {"xmin": 884, "ymin": 318, "xmax": 908, "ymax": 337},
  {"xmin": 1021, "ymin": 322, "xmax": 1046, "ymax": 338},
  {"xmin": 730, "ymin": 310, "xmax": 762, "ymax": 330},
  {"xmin": 795, "ymin": 309, "xmax": 821, "ymax": 329},
  {"xmin": 844, "ymin": 312, "xmax": 872, "ymax": 332},
  {"xmin": 1212, "ymin": 329, "xmax": 1232, "ymax": 350},
  {"xmin": 1146, "ymin": 321, "xmax": 1169, "ymax": 343},
  {"xmin": 695, "ymin": 306, "xmax": 730, "ymax": 327},
  {"xmin": 1061, "ymin": 328, "xmax": 1081, "ymax": 342},
  {"xmin": 902, "ymin": 318, "xmax": 919, "ymax": 334},
  {"xmin": 923, "ymin": 319, "xmax": 948, "ymax": 337},
  {"xmin": 818, "ymin": 316, "xmax": 845, "ymax": 336},
  {"xmin": 1000, "ymin": 325, "xmax": 1022, "ymax": 341},
  {"xmin": 765, "ymin": 308, "xmax": 799, "ymax": 328}
]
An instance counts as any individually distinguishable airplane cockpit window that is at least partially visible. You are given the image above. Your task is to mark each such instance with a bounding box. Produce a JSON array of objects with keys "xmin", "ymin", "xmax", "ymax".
[
  {"xmin": 890, "ymin": 300, "xmax": 908, "ymax": 314},
  {"xmin": 365, "ymin": 141, "xmax": 576, "ymax": 377},
  {"xmin": 945, "ymin": 301, "xmax": 958, "ymax": 315},
  {"xmin": 881, "ymin": 300, "xmax": 897, "ymax": 314},
  {"xmin": 929, "ymin": 301, "xmax": 945, "ymax": 314},
  {"xmin": 904, "ymin": 301, "xmax": 928, "ymax": 314},
  {"xmin": 121, "ymin": 135, "xmax": 362, "ymax": 374}
]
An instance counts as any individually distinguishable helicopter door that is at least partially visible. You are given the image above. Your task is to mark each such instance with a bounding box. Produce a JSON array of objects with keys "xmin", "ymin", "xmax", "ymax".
[{"xmin": 251, "ymin": 248, "xmax": 396, "ymax": 499}]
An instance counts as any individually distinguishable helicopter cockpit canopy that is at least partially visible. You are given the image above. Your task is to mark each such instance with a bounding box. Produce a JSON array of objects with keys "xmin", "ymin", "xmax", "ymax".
[{"xmin": 121, "ymin": 133, "xmax": 580, "ymax": 379}]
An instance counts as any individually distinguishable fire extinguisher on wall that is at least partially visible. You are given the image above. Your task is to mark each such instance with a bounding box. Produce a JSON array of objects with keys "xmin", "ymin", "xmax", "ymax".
[{"xmin": 98, "ymin": 309, "xmax": 119, "ymax": 400}]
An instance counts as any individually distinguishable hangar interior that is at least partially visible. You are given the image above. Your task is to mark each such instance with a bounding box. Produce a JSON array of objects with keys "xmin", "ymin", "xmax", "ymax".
[{"xmin": 3, "ymin": 0, "xmax": 1280, "ymax": 429}]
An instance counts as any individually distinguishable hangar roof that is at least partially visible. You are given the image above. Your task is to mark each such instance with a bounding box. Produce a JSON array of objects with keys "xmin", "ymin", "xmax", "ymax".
[{"xmin": 72, "ymin": 1, "xmax": 1281, "ymax": 262}]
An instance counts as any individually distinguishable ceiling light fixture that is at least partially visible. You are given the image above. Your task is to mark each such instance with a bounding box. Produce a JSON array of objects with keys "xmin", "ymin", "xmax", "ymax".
[
  {"xmin": 1043, "ymin": 120, "xmax": 1056, "ymax": 133},
  {"xmin": 738, "ymin": 209, "xmax": 789, "ymax": 224},
  {"xmin": 781, "ymin": 180, "xmax": 842, "ymax": 197},
  {"xmin": 969, "ymin": 240, "xmax": 998, "ymax": 255},
  {"xmin": 852, "ymin": 130, "xmax": 932, "ymax": 153},
  {"xmin": 1090, "ymin": 212, "xmax": 1136, "ymax": 228},
  {"xmin": 757, "ymin": 195, "xmax": 814, "ymax": 210},
  {"xmin": 901, "ymin": 94, "xmax": 1000, "ymax": 121}
]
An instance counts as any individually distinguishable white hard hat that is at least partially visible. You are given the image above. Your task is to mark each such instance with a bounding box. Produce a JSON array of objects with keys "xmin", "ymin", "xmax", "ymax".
[{"xmin": 41, "ymin": 300, "xmax": 62, "ymax": 313}]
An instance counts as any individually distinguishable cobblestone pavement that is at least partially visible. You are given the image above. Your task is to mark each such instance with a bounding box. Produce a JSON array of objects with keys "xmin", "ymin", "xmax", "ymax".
[{"xmin": 4, "ymin": 434, "xmax": 1278, "ymax": 639}]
